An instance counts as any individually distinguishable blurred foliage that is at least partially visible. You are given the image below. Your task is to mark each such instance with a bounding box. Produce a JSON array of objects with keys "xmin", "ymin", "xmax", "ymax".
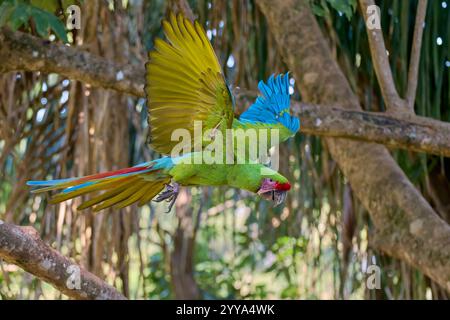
[
  {"xmin": 0, "ymin": 0, "xmax": 84, "ymax": 42},
  {"xmin": 311, "ymin": 0, "xmax": 357, "ymax": 20},
  {"xmin": 0, "ymin": 0, "xmax": 449, "ymax": 300}
]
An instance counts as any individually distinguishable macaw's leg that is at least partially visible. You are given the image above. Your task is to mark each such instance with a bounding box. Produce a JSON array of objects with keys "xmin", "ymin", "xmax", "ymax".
[{"xmin": 154, "ymin": 182, "xmax": 180, "ymax": 213}]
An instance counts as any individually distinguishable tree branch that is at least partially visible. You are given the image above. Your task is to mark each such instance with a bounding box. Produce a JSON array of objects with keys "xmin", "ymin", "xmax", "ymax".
[
  {"xmin": 0, "ymin": 220, "xmax": 127, "ymax": 300},
  {"xmin": 359, "ymin": 0, "xmax": 408, "ymax": 113},
  {"xmin": 0, "ymin": 27, "xmax": 144, "ymax": 97},
  {"xmin": 406, "ymin": 0, "xmax": 428, "ymax": 110},
  {"xmin": 1, "ymin": 28, "xmax": 450, "ymax": 158},
  {"xmin": 297, "ymin": 102, "xmax": 450, "ymax": 157}
]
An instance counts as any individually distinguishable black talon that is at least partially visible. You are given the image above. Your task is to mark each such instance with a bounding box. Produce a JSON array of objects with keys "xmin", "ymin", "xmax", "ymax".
[{"xmin": 154, "ymin": 182, "xmax": 180, "ymax": 213}]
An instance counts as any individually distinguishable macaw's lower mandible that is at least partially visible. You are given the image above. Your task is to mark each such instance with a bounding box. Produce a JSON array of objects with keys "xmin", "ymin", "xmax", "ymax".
[{"xmin": 27, "ymin": 12, "xmax": 299, "ymax": 212}]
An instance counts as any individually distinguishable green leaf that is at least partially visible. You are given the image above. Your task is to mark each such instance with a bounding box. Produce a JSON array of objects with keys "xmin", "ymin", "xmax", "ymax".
[
  {"xmin": 31, "ymin": 8, "xmax": 49, "ymax": 37},
  {"xmin": 9, "ymin": 3, "xmax": 30, "ymax": 30},
  {"xmin": 327, "ymin": 0, "xmax": 356, "ymax": 20},
  {"xmin": 311, "ymin": 3, "xmax": 326, "ymax": 17},
  {"xmin": 281, "ymin": 285, "xmax": 298, "ymax": 299},
  {"xmin": 29, "ymin": 6, "xmax": 68, "ymax": 43},
  {"xmin": 42, "ymin": 10, "xmax": 68, "ymax": 42}
]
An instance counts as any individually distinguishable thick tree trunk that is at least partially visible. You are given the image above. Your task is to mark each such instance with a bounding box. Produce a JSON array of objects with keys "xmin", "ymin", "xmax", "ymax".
[{"xmin": 256, "ymin": 0, "xmax": 450, "ymax": 292}]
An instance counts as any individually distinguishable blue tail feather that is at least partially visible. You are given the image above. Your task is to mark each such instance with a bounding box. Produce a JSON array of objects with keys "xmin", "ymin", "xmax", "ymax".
[
  {"xmin": 27, "ymin": 178, "xmax": 76, "ymax": 186},
  {"xmin": 27, "ymin": 158, "xmax": 173, "ymax": 194},
  {"xmin": 62, "ymin": 181, "xmax": 95, "ymax": 193}
]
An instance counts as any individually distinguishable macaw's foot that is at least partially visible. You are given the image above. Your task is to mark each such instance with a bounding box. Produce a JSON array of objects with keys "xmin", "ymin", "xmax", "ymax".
[{"xmin": 154, "ymin": 182, "xmax": 180, "ymax": 213}]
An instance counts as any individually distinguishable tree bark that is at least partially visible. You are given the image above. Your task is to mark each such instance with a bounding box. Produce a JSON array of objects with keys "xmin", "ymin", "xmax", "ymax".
[
  {"xmin": 256, "ymin": 0, "xmax": 450, "ymax": 292},
  {"xmin": 0, "ymin": 27, "xmax": 144, "ymax": 97},
  {"xmin": 297, "ymin": 102, "xmax": 450, "ymax": 157},
  {"xmin": 0, "ymin": 220, "xmax": 127, "ymax": 300},
  {"xmin": 359, "ymin": 0, "xmax": 407, "ymax": 112}
]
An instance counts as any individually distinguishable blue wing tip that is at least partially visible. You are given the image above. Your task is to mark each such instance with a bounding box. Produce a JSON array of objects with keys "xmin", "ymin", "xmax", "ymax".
[
  {"xmin": 241, "ymin": 71, "xmax": 300, "ymax": 129},
  {"xmin": 292, "ymin": 117, "xmax": 301, "ymax": 133}
]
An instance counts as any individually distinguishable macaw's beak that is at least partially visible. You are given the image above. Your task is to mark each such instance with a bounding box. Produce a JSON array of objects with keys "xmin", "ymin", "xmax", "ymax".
[{"xmin": 257, "ymin": 189, "xmax": 287, "ymax": 207}]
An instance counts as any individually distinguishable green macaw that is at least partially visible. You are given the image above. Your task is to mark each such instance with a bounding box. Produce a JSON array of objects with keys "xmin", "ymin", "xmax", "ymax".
[{"xmin": 27, "ymin": 13, "xmax": 300, "ymax": 212}]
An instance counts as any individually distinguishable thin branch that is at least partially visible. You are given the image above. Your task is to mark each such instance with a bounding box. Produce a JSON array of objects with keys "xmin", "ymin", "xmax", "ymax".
[
  {"xmin": 1, "ymin": 28, "xmax": 450, "ymax": 157},
  {"xmin": 359, "ymin": 0, "xmax": 408, "ymax": 113},
  {"xmin": 0, "ymin": 220, "xmax": 127, "ymax": 300},
  {"xmin": 406, "ymin": 0, "xmax": 428, "ymax": 110}
]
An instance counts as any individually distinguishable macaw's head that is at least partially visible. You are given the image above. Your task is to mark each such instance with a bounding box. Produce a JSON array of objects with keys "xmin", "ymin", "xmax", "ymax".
[
  {"xmin": 257, "ymin": 176, "xmax": 291, "ymax": 206},
  {"xmin": 229, "ymin": 165, "xmax": 291, "ymax": 206}
]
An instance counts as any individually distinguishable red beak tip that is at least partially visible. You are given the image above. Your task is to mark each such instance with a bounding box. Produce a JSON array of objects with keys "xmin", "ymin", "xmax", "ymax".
[{"xmin": 276, "ymin": 182, "xmax": 291, "ymax": 191}]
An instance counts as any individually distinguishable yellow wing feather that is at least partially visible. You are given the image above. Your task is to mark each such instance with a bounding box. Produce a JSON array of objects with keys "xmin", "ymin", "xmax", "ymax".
[
  {"xmin": 48, "ymin": 175, "xmax": 170, "ymax": 211},
  {"xmin": 146, "ymin": 13, "xmax": 234, "ymax": 155}
]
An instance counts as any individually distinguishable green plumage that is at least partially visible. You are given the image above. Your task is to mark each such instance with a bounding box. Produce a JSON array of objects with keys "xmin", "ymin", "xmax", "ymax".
[
  {"xmin": 168, "ymin": 153, "xmax": 288, "ymax": 193},
  {"xmin": 27, "ymin": 13, "xmax": 296, "ymax": 211}
]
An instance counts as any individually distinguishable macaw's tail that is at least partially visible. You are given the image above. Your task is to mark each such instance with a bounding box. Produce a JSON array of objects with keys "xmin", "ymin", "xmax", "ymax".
[{"xmin": 27, "ymin": 158, "xmax": 173, "ymax": 211}]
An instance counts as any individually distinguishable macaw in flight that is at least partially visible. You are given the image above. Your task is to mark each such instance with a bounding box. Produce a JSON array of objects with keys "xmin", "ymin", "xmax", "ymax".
[{"xmin": 27, "ymin": 13, "xmax": 300, "ymax": 212}]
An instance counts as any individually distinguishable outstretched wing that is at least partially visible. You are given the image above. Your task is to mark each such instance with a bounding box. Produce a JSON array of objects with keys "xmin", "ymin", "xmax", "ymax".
[
  {"xmin": 146, "ymin": 13, "xmax": 234, "ymax": 155},
  {"xmin": 239, "ymin": 73, "xmax": 300, "ymax": 135}
]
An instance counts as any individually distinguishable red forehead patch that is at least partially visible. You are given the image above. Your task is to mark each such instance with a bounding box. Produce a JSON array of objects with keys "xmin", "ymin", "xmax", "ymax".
[{"xmin": 275, "ymin": 182, "xmax": 291, "ymax": 191}]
